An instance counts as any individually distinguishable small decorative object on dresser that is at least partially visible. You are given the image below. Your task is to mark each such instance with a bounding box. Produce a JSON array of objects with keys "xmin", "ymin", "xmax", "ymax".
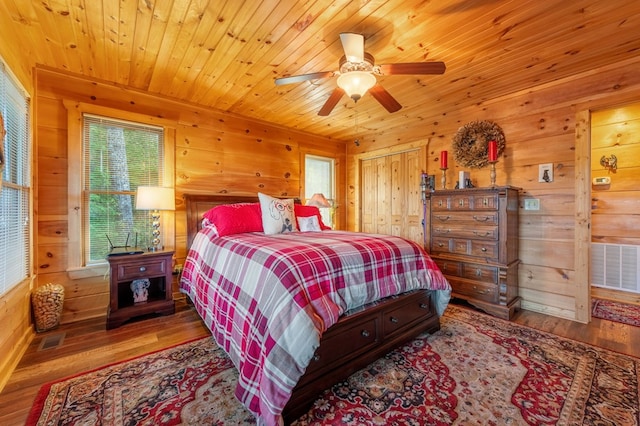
[
  {"xmin": 426, "ymin": 186, "xmax": 521, "ymax": 319},
  {"xmin": 107, "ymin": 251, "xmax": 175, "ymax": 329}
]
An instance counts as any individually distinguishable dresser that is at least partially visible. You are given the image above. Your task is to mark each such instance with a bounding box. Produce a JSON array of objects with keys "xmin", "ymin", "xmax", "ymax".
[{"xmin": 426, "ymin": 186, "xmax": 520, "ymax": 320}]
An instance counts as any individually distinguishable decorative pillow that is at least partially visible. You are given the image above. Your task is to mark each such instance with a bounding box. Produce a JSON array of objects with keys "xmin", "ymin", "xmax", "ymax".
[
  {"xmin": 201, "ymin": 203, "xmax": 263, "ymax": 236},
  {"xmin": 294, "ymin": 204, "xmax": 332, "ymax": 230},
  {"xmin": 258, "ymin": 193, "xmax": 297, "ymax": 235},
  {"xmin": 298, "ymin": 215, "xmax": 321, "ymax": 232}
]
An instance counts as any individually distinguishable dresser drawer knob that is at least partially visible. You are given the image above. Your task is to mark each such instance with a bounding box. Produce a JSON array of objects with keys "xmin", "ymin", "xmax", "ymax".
[
  {"xmin": 476, "ymin": 269, "xmax": 483, "ymax": 277},
  {"xmin": 361, "ymin": 329, "xmax": 371, "ymax": 337},
  {"xmin": 419, "ymin": 303, "xmax": 428, "ymax": 309},
  {"xmin": 459, "ymin": 199, "xmax": 464, "ymax": 206},
  {"xmin": 389, "ymin": 317, "xmax": 399, "ymax": 324},
  {"xmin": 438, "ymin": 243, "xmax": 445, "ymax": 247},
  {"xmin": 139, "ymin": 266, "xmax": 147, "ymax": 272},
  {"xmin": 313, "ymin": 354, "xmax": 320, "ymax": 362},
  {"xmin": 437, "ymin": 215, "xmax": 451, "ymax": 221},
  {"xmin": 481, "ymin": 247, "xmax": 487, "ymax": 252}
]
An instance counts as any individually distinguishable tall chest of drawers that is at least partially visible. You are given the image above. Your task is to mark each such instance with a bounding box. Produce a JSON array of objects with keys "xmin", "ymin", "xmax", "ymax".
[{"xmin": 426, "ymin": 186, "xmax": 521, "ymax": 320}]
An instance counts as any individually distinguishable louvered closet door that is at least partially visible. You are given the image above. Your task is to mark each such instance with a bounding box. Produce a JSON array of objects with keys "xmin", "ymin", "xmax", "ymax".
[{"xmin": 360, "ymin": 149, "xmax": 424, "ymax": 246}]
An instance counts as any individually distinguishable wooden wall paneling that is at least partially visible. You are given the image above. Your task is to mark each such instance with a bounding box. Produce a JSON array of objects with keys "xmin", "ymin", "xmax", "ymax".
[
  {"xmin": 589, "ymin": 102, "xmax": 640, "ymax": 247},
  {"xmin": 573, "ymin": 109, "xmax": 592, "ymax": 323},
  {"xmin": 0, "ymin": 284, "xmax": 34, "ymax": 392},
  {"xmin": 0, "ymin": 2, "xmax": 35, "ymax": 93},
  {"xmin": 518, "ymin": 214, "xmax": 574, "ymax": 240},
  {"xmin": 519, "ymin": 287, "xmax": 577, "ymax": 320}
]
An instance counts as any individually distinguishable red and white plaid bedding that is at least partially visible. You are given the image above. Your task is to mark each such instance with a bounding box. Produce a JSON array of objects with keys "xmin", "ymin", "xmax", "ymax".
[{"xmin": 180, "ymin": 228, "xmax": 451, "ymax": 425}]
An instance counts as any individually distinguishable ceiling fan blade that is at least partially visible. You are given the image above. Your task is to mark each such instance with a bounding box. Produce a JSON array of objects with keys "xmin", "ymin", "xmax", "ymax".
[
  {"xmin": 340, "ymin": 33, "xmax": 364, "ymax": 63},
  {"xmin": 318, "ymin": 87, "xmax": 345, "ymax": 116},
  {"xmin": 378, "ymin": 62, "xmax": 446, "ymax": 75},
  {"xmin": 275, "ymin": 71, "xmax": 335, "ymax": 86},
  {"xmin": 368, "ymin": 84, "xmax": 402, "ymax": 113}
]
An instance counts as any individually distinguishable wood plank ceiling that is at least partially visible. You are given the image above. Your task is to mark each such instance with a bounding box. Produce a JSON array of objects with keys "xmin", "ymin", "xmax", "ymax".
[{"xmin": 2, "ymin": 0, "xmax": 640, "ymax": 143}]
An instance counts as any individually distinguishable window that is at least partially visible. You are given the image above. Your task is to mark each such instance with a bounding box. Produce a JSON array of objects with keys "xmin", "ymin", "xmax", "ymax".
[
  {"xmin": 304, "ymin": 155, "xmax": 335, "ymax": 228},
  {"xmin": 82, "ymin": 115, "xmax": 165, "ymax": 264},
  {"xmin": 0, "ymin": 60, "xmax": 31, "ymax": 296}
]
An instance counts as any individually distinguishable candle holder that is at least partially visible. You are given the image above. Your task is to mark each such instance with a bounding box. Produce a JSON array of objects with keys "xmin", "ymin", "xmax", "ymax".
[
  {"xmin": 489, "ymin": 160, "xmax": 497, "ymax": 187},
  {"xmin": 440, "ymin": 168, "xmax": 448, "ymax": 189}
]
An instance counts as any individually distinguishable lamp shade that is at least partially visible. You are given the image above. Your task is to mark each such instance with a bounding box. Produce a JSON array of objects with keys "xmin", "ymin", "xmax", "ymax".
[
  {"xmin": 337, "ymin": 71, "xmax": 376, "ymax": 101},
  {"xmin": 306, "ymin": 193, "xmax": 331, "ymax": 208},
  {"xmin": 135, "ymin": 186, "xmax": 175, "ymax": 211}
]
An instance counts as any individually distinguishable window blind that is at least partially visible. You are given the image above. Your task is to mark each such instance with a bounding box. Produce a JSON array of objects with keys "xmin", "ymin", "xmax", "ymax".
[
  {"xmin": 82, "ymin": 114, "xmax": 164, "ymax": 264},
  {"xmin": 0, "ymin": 60, "xmax": 31, "ymax": 296}
]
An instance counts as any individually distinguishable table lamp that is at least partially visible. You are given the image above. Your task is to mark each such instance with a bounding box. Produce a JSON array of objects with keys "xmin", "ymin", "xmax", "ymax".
[{"xmin": 135, "ymin": 186, "xmax": 175, "ymax": 252}]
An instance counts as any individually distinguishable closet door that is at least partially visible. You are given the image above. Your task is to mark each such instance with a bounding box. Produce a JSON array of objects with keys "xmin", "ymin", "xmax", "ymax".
[{"xmin": 360, "ymin": 149, "xmax": 424, "ymax": 246}]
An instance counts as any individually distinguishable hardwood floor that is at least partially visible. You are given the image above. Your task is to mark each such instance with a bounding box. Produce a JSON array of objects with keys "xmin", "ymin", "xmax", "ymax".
[{"xmin": 1, "ymin": 300, "xmax": 638, "ymax": 425}]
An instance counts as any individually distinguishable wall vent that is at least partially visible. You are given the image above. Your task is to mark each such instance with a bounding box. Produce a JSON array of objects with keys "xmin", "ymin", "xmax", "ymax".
[{"xmin": 591, "ymin": 243, "xmax": 640, "ymax": 293}]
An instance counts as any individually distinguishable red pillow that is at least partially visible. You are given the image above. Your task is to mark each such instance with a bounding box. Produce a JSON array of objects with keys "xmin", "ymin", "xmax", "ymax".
[
  {"xmin": 202, "ymin": 203, "xmax": 263, "ymax": 236},
  {"xmin": 294, "ymin": 204, "xmax": 331, "ymax": 230}
]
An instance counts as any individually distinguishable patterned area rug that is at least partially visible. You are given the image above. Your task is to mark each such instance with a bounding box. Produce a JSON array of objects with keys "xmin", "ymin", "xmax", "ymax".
[
  {"xmin": 28, "ymin": 305, "xmax": 640, "ymax": 425},
  {"xmin": 592, "ymin": 298, "xmax": 640, "ymax": 327}
]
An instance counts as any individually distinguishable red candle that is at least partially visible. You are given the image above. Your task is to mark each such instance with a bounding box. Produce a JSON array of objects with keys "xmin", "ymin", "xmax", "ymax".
[
  {"xmin": 488, "ymin": 140, "xmax": 498, "ymax": 162},
  {"xmin": 440, "ymin": 150, "xmax": 448, "ymax": 169}
]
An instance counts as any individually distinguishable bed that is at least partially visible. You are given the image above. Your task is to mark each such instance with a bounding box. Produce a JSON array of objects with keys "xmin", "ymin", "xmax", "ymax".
[{"xmin": 180, "ymin": 194, "xmax": 451, "ymax": 425}]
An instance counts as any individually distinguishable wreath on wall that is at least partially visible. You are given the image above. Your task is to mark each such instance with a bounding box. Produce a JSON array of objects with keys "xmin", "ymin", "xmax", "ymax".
[{"xmin": 452, "ymin": 120, "xmax": 505, "ymax": 168}]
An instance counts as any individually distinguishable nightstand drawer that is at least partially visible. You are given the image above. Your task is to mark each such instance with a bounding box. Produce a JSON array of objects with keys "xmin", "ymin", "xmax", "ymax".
[{"xmin": 117, "ymin": 259, "xmax": 168, "ymax": 281}]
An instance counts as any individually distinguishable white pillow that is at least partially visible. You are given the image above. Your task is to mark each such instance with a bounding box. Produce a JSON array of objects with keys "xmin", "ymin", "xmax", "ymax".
[
  {"xmin": 298, "ymin": 215, "xmax": 321, "ymax": 232},
  {"xmin": 258, "ymin": 193, "xmax": 298, "ymax": 235}
]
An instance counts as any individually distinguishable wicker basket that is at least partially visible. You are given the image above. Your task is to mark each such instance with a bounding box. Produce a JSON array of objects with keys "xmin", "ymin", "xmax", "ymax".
[{"xmin": 32, "ymin": 283, "xmax": 65, "ymax": 332}]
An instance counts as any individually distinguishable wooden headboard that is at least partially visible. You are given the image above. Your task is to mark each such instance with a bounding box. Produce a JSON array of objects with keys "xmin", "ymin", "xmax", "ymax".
[{"xmin": 184, "ymin": 194, "xmax": 300, "ymax": 249}]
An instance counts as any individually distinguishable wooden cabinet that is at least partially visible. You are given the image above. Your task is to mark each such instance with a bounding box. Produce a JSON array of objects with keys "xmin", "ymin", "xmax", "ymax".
[
  {"xmin": 426, "ymin": 186, "xmax": 521, "ymax": 320},
  {"xmin": 107, "ymin": 251, "xmax": 175, "ymax": 329}
]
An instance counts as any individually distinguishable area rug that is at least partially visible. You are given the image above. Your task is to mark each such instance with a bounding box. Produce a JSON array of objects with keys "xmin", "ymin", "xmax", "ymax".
[
  {"xmin": 28, "ymin": 305, "xmax": 640, "ymax": 426},
  {"xmin": 592, "ymin": 298, "xmax": 640, "ymax": 327}
]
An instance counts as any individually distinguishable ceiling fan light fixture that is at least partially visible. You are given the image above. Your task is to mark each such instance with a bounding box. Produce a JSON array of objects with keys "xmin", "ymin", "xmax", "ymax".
[{"xmin": 337, "ymin": 71, "xmax": 376, "ymax": 102}]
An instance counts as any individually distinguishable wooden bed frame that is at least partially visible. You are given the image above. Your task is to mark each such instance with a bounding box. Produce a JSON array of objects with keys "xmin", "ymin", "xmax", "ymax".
[{"xmin": 183, "ymin": 194, "xmax": 442, "ymax": 423}]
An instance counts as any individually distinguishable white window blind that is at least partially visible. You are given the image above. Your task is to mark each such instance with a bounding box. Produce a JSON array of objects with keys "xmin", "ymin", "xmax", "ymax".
[
  {"xmin": 304, "ymin": 155, "xmax": 335, "ymax": 228},
  {"xmin": 0, "ymin": 60, "xmax": 31, "ymax": 296},
  {"xmin": 82, "ymin": 115, "xmax": 164, "ymax": 264}
]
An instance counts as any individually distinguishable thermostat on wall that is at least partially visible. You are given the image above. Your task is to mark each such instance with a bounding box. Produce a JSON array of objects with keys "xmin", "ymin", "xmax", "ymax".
[{"xmin": 592, "ymin": 176, "xmax": 611, "ymax": 186}]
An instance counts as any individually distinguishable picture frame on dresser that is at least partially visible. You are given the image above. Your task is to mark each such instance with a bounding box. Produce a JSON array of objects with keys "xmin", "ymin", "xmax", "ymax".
[{"xmin": 425, "ymin": 186, "xmax": 521, "ymax": 320}]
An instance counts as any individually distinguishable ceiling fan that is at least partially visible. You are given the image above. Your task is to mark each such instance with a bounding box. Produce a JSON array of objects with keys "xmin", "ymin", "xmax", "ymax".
[{"xmin": 275, "ymin": 33, "xmax": 446, "ymax": 116}]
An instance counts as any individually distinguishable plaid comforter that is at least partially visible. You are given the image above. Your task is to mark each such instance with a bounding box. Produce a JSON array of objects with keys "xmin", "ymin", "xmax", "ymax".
[{"xmin": 180, "ymin": 228, "xmax": 451, "ymax": 425}]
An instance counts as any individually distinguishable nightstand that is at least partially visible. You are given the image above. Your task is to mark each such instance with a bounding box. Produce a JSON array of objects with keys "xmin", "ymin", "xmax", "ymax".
[{"xmin": 107, "ymin": 251, "xmax": 175, "ymax": 329}]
